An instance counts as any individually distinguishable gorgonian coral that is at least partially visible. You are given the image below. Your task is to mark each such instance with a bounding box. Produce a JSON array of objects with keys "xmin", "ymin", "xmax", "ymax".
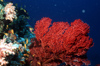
[{"xmin": 28, "ymin": 17, "xmax": 93, "ymax": 66}]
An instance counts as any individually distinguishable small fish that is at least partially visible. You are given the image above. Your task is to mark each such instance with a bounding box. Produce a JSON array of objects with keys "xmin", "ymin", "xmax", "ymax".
[
  {"xmin": 30, "ymin": 61, "xmax": 33, "ymax": 63},
  {"xmin": 6, "ymin": 25, "xmax": 8, "ymax": 29},
  {"xmin": 26, "ymin": 17, "xmax": 30, "ymax": 19},
  {"xmin": 27, "ymin": 51, "xmax": 30, "ymax": 54},
  {"xmin": 20, "ymin": 57, "xmax": 25, "ymax": 64},
  {"xmin": 32, "ymin": 54, "xmax": 35, "ymax": 57},
  {"xmin": 1, "ymin": 0, "xmax": 3, "ymax": 2},
  {"xmin": 29, "ymin": 27, "xmax": 34, "ymax": 34},
  {"xmin": 8, "ymin": 29, "xmax": 14, "ymax": 34},
  {"xmin": 24, "ymin": 44, "xmax": 26, "ymax": 49},
  {"xmin": 13, "ymin": 35, "xmax": 17, "ymax": 40},
  {"xmin": 24, "ymin": 39, "xmax": 28, "ymax": 49},
  {"xmin": 18, "ymin": 47, "xmax": 21, "ymax": 50},
  {"xmin": 20, "ymin": 61, "xmax": 25, "ymax": 65},
  {"xmin": 25, "ymin": 58, "xmax": 28, "ymax": 60},
  {"xmin": 23, "ymin": 54, "xmax": 28, "ymax": 56},
  {"xmin": 26, "ymin": 55, "xmax": 29, "ymax": 57},
  {"xmin": 26, "ymin": 39, "xmax": 28, "ymax": 44},
  {"xmin": 37, "ymin": 62, "xmax": 41, "ymax": 65},
  {"xmin": 29, "ymin": 27, "xmax": 34, "ymax": 31},
  {"xmin": 4, "ymin": 33, "xmax": 8, "ymax": 36},
  {"xmin": 3, "ymin": 33, "xmax": 8, "ymax": 39},
  {"xmin": 24, "ymin": 9, "xmax": 26, "ymax": 13}
]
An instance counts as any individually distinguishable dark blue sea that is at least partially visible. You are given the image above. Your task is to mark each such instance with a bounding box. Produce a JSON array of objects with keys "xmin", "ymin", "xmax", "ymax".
[{"xmin": 6, "ymin": 0, "xmax": 100, "ymax": 66}]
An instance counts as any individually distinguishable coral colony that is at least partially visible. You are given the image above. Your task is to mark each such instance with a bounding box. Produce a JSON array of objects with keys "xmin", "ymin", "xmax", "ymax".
[{"xmin": 0, "ymin": 0, "xmax": 93, "ymax": 66}]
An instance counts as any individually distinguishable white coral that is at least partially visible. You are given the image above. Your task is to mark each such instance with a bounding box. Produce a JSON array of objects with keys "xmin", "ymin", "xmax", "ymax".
[
  {"xmin": 0, "ymin": 38, "xmax": 17, "ymax": 66},
  {"xmin": 4, "ymin": 3, "xmax": 17, "ymax": 22}
]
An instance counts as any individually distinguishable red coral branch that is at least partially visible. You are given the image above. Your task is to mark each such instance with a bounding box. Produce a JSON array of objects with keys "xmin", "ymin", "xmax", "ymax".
[{"xmin": 34, "ymin": 17, "xmax": 52, "ymax": 41}]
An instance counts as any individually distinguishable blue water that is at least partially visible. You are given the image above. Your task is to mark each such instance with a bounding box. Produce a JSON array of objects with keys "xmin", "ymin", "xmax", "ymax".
[{"xmin": 6, "ymin": 0, "xmax": 100, "ymax": 66}]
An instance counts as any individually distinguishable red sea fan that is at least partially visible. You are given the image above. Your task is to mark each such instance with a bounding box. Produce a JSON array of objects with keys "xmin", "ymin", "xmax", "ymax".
[{"xmin": 29, "ymin": 17, "xmax": 93, "ymax": 66}]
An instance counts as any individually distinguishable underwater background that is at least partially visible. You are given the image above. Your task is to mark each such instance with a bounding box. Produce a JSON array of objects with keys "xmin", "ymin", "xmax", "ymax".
[{"xmin": 3, "ymin": 0, "xmax": 100, "ymax": 66}]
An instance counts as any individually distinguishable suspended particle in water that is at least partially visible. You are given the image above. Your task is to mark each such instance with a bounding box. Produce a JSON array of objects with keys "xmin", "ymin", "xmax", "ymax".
[
  {"xmin": 82, "ymin": 9, "xmax": 85, "ymax": 13},
  {"xmin": 54, "ymin": 4, "xmax": 57, "ymax": 6}
]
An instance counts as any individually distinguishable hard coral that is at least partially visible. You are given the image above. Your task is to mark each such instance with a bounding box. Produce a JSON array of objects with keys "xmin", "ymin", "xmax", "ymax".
[{"xmin": 29, "ymin": 17, "xmax": 93, "ymax": 66}]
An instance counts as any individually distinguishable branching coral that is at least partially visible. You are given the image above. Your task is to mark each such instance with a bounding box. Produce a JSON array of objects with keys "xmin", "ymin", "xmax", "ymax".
[{"xmin": 28, "ymin": 17, "xmax": 94, "ymax": 66}]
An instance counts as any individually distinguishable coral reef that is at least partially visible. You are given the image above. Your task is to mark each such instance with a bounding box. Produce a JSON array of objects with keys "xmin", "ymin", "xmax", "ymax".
[
  {"xmin": 0, "ymin": 1, "xmax": 35, "ymax": 66},
  {"xmin": 0, "ymin": 0, "xmax": 94, "ymax": 66}
]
